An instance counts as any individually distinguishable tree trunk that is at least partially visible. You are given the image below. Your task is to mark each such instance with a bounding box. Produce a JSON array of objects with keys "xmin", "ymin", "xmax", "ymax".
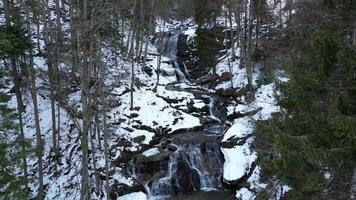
[
  {"xmin": 90, "ymin": 124, "xmax": 100, "ymax": 195},
  {"xmin": 130, "ymin": 58, "xmax": 135, "ymax": 110},
  {"xmin": 42, "ymin": 0, "xmax": 58, "ymax": 154},
  {"xmin": 228, "ymin": 0, "xmax": 236, "ymax": 61},
  {"xmin": 143, "ymin": 0, "xmax": 154, "ymax": 67},
  {"xmin": 80, "ymin": 0, "xmax": 90, "ymax": 199},
  {"xmin": 29, "ymin": 56, "xmax": 44, "ymax": 199}
]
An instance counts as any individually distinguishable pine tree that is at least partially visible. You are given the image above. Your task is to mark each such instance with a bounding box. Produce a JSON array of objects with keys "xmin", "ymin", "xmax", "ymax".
[
  {"xmin": 255, "ymin": 1, "xmax": 356, "ymax": 199},
  {"xmin": 0, "ymin": 69, "xmax": 28, "ymax": 199}
]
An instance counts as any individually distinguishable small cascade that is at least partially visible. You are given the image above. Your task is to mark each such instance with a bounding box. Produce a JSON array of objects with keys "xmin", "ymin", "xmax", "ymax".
[
  {"xmin": 184, "ymin": 143, "xmax": 223, "ymax": 191},
  {"xmin": 208, "ymin": 97, "xmax": 222, "ymax": 123},
  {"xmin": 145, "ymin": 154, "xmax": 179, "ymax": 200},
  {"xmin": 132, "ymin": 138, "xmax": 224, "ymax": 200},
  {"xmin": 156, "ymin": 32, "xmax": 190, "ymax": 83}
]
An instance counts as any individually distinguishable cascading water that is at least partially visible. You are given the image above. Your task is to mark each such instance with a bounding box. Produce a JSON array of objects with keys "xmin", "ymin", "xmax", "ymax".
[
  {"xmin": 184, "ymin": 143, "xmax": 223, "ymax": 191},
  {"xmin": 131, "ymin": 31, "xmax": 227, "ymax": 200},
  {"xmin": 145, "ymin": 154, "xmax": 180, "ymax": 200},
  {"xmin": 158, "ymin": 32, "xmax": 190, "ymax": 83},
  {"xmin": 134, "ymin": 140, "xmax": 224, "ymax": 200}
]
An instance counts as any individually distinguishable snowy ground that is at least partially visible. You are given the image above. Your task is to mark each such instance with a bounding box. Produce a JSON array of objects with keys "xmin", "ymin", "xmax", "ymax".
[
  {"xmin": 214, "ymin": 48, "xmax": 290, "ymax": 199},
  {"xmin": 3, "ymin": 9, "xmax": 293, "ymax": 198}
]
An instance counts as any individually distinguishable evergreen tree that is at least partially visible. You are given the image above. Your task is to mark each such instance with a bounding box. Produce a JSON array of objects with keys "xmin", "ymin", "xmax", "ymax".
[
  {"xmin": 255, "ymin": 1, "xmax": 356, "ymax": 199},
  {"xmin": 0, "ymin": 69, "xmax": 28, "ymax": 199}
]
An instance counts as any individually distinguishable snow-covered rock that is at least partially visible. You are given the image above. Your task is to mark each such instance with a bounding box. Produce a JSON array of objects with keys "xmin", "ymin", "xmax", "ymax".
[{"xmin": 118, "ymin": 191, "xmax": 147, "ymax": 200}]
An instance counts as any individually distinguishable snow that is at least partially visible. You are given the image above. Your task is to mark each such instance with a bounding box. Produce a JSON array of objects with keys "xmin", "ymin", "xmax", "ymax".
[
  {"xmin": 114, "ymin": 89, "xmax": 201, "ymax": 133},
  {"xmin": 236, "ymin": 188, "xmax": 254, "ymax": 200},
  {"xmin": 118, "ymin": 192, "xmax": 147, "ymax": 200},
  {"xmin": 142, "ymin": 148, "xmax": 160, "ymax": 157},
  {"xmin": 222, "ymin": 118, "xmax": 253, "ymax": 142},
  {"xmin": 221, "ymin": 137, "xmax": 256, "ymax": 181},
  {"xmin": 113, "ymin": 172, "xmax": 135, "ymax": 186}
]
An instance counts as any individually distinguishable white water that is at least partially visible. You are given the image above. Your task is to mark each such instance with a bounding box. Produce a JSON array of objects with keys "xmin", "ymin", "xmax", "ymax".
[
  {"xmin": 185, "ymin": 145, "xmax": 223, "ymax": 191},
  {"xmin": 145, "ymin": 144, "xmax": 223, "ymax": 200},
  {"xmin": 146, "ymin": 154, "xmax": 179, "ymax": 200},
  {"xmin": 208, "ymin": 97, "xmax": 222, "ymax": 123},
  {"xmin": 143, "ymin": 32, "xmax": 223, "ymax": 200},
  {"xmin": 160, "ymin": 32, "xmax": 190, "ymax": 83}
]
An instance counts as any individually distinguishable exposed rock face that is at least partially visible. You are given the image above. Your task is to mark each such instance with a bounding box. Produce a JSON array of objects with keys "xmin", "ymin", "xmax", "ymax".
[{"xmin": 133, "ymin": 152, "xmax": 170, "ymax": 178}]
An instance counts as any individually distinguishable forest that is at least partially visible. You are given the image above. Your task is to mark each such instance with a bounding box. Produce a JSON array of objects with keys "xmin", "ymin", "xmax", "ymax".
[{"xmin": 0, "ymin": 0, "xmax": 355, "ymax": 199}]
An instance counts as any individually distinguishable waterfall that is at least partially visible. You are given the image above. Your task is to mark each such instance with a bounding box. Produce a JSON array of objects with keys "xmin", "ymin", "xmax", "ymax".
[
  {"xmin": 145, "ymin": 154, "xmax": 179, "ymax": 200},
  {"xmin": 138, "ymin": 141, "xmax": 223, "ymax": 200},
  {"xmin": 158, "ymin": 32, "xmax": 190, "ymax": 83},
  {"xmin": 185, "ymin": 143, "xmax": 223, "ymax": 191}
]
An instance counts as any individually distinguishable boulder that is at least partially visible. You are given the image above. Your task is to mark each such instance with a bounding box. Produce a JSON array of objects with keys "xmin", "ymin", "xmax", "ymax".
[
  {"xmin": 167, "ymin": 144, "xmax": 178, "ymax": 152},
  {"xmin": 219, "ymin": 72, "xmax": 231, "ymax": 82},
  {"xmin": 142, "ymin": 66, "xmax": 153, "ymax": 77}
]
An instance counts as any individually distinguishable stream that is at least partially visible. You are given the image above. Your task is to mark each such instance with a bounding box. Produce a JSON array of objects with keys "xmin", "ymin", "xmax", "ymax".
[{"xmin": 131, "ymin": 32, "xmax": 233, "ymax": 200}]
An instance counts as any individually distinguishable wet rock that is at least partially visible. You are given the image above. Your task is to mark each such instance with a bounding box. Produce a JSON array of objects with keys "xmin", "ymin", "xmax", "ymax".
[
  {"xmin": 167, "ymin": 144, "xmax": 178, "ymax": 152},
  {"xmin": 176, "ymin": 155, "xmax": 201, "ymax": 192},
  {"xmin": 134, "ymin": 152, "xmax": 170, "ymax": 176}
]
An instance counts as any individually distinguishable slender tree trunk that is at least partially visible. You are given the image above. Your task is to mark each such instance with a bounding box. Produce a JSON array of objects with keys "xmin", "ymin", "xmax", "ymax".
[
  {"xmin": 228, "ymin": 0, "xmax": 236, "ymax": 61},
  {"xmin": 42, "ymin": 0, "xmax": 58, "ymax": 154},
  {"xmin": 353, "ymin": 19, "xmax": 356, "ymax": 46},
  {"xmin": 90, "ymin": 124, "xmax": 100, "ymax": 195},
  {"xmin": 130, "ymin": 59, "xmax": 135, "ymax": 110},
  {"xmin": 29, "ymin": 57, "xmax": 44, "ymax": 199},
  {"xmin": 102, "ymin": 95, "xmax": 110, "ymax": 200},
  {"xmin": 143, "ymin": 0, "xmax": 154, "ymax": 67},
  {"xmin": 80, "ymin": 0, "xmax": 90, "ymax": 198},
  {"xmin": 224, "ymin": 10, "xmax": 233, "ymax": 88},
  {"xmin": 55, "ymin": 0, "xmax": 62, "ymax": 157}
]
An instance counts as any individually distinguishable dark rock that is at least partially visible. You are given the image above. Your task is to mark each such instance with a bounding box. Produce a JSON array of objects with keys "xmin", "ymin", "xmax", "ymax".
[
  {"xmin": 220, "ymin": 135, "xmax": 252, "ymax": 148},
  {"xmin": 195, "ymin": 74, "xmax": 219, "ymax": 85},
  {"xmin": 167, "ymin": 144, "xmax": 178, "ymax": 152},
  {"xmin": 161, "ymin": 141, "xmax": 168, "ymax": 149},
  {"xmin": 176, "ymin": 154, "xmax": 201, "ymax": 192},
  {"xmin": 219, "ymin": 72, "xmax": 231, "ymax": 82},
  {"xmin": 216, "ymin": 88, "xmax": 238, "ymax": 98},
  {"xmin": 227, "ymin": 107, "xmax": 263, "ymax": 120},
  {"xmin": 142, "ymin": 66, "xmax": 153, "ymax": 77},
  {"xmin": 129, "ymin": 113, "xmax": 139, "ymax": 118},
  {"xmin": 110, "ymin": 180, "xmax": 145, "ymax": 198},
  {"xmin": 132, "ymin": 135, "xmax": 146, "ymax": 143},
  {"xmin": 134, "ymin": 151, "xmax": 170, "ymax": 176}
]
